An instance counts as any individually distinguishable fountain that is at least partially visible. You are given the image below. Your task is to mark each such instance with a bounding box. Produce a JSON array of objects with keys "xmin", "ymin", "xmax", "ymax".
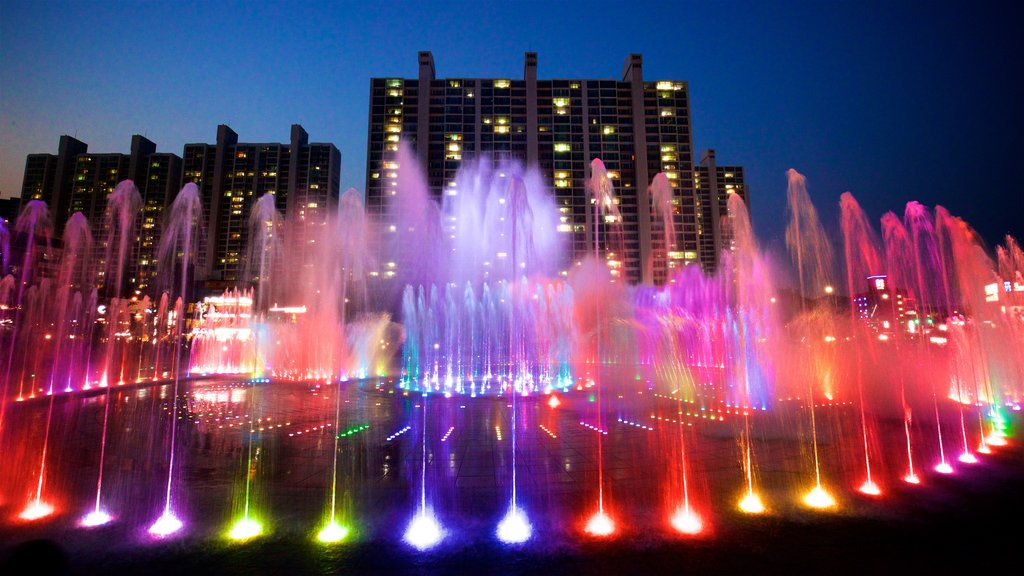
[{"xmin": 0, "ymin": 146, "xmax": 1020, "ymax": 562}]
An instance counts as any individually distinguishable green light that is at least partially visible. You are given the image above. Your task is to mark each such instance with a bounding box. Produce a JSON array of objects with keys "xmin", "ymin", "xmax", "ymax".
[
  {"xmin": 588, "ymin": 394, "xmax": 596, "ymax": 403},
  {"xmin": 228, "ymin": 517, "xmax": 263, "ymax": 541},
  {"xmin": 337, "ymin": 423, "xmax": 370, "ymax": 438},
  {"xmin": 317, "ymin": 521, "xmax": 349, "ymax": 543}
]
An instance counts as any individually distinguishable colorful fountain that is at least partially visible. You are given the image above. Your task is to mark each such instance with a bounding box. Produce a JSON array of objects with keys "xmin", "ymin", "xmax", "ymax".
[{"xmin": 0, "ymin": 149, "xmax": 1020, "ymax": 559}]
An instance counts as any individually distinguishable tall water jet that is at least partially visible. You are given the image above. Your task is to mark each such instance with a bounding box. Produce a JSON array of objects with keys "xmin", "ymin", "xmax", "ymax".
[
  {"xmin": 584, "ymin": 158, "xmax": 618, "ymax": 536},
  {"xmin": 95, "ymin": 181, "xmax": 142, "ymax": 388},
  {"xmin": 315, "ymin": 191, "xmax": 367, "ymax": 545},
  {"xmin": 784, "ymin": 169, "xmax": 837, "ymax": 509},
  {"xmin": 47, "ymin": 213, "xmax": 93, "ymax": 394},
  {"xmin": 404, "ymin": 396, "xmax": 444, "ymax": 550},
  {"xmin": 935, "ymin": 208, "xmax": 1004, "ymax": 458},
  {"xmin": 497, "ymin": 175, "xmax": 532, "ymax": 544},
  {"xmin": 149, "ymin": 182, "xmax": 204, "ymax": 537},
  {"xmin": 880, "ymin": 211, "xmax": 922, "ymax": 483},
  {"xmin": 244, "ymin": 193, "xmax": 284, "ymax": 314},
  {"xmin": 903, "ymin": 202, "xmax": 954, "ymax": 474},
  {"xmin": 727, "ymin": 192, "xmax": 773, "ymax": 513},
  {"xmin": 650, "ymin": 172, "xmax": 677, "ymax": 277},
  {"xmin": 2, "ymin": 201, "xmax": 52, "ymax": 432},
  {"xmin": 839, "ymin": 192, "xmax": 883, "ymax": 496},
  {"xmin": 338, "ymin": 187, "xmax": 370, "ymax": 318}
]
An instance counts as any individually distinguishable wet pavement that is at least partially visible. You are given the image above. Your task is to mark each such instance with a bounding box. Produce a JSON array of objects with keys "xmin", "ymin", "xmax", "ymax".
[{"xmin": 1, "ymin": 377, "xmax": 1022, "ymax": 575}]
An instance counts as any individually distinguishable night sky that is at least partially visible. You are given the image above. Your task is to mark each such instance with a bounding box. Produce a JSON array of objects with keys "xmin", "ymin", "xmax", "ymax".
[{"xmin": 1, "ymin": 0, "xmax": 1020, "ymax": 257}]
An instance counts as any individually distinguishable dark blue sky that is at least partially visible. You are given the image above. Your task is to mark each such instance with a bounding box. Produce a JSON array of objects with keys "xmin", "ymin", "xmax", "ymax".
[{"xmin": 2, "ymin": 0, "xmax": 1020, "ymax": 255}]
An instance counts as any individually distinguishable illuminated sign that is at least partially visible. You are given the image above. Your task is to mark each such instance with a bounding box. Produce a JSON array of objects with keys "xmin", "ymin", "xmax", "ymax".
[{"xmin": 985, "ymin": 283, "xmax": 999, "ymax": 303}]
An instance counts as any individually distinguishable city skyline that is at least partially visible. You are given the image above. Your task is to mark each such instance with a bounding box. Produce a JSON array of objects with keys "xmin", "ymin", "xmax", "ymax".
[{"xmin": 2, "ymin": 0, "xmax": 1020, "ymax": 257}]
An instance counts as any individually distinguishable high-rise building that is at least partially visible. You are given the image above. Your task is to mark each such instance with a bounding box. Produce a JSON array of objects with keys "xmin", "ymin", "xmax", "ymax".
[
  {"xmin": 18, "ymin": 134, "xmax": 182, "ymax": 297},
  {"xmin": 135, "ymin": 153, "xmax": 183, "ymax": 294},
  {"xmin": 21, "ymin": 135, "xmax": 88, "ymax": 232},
  {"xmin": 182, "ymin": 124, "xmax": 341, "ymax": 291},
  {"xmin": 0, "ymin": 197, "xmax": 19, "ymax": 224},
  {"xmin": 366, "ymin": 52, "xmax": 747, "ymax": 286},
  {"xmin": 696, "ymin": 150, "xmax": 747, "ymax": 272}
]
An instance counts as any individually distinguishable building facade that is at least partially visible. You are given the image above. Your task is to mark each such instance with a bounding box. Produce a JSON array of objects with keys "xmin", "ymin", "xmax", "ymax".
[
  {"xmin": 182, "ymin": 124, "xmax": 341, "ymax": 292},
  {"xmin": 696, "ymin": 149, "xmax": 748, "ymax": 272},
  {"xmin": 19, "ymin": 125, "xmax": 340, "ymax": 299},
  {"xmin": 366, "ymin": 51, "xmax": 747, "ymax": 286},
  {"xmin": 19, "ymin": 134, "xmax": 182, "ymax": 296}
]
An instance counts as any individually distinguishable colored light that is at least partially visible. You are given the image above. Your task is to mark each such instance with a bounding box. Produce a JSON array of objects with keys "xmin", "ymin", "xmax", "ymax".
[
  {"xmin": 317, "ymin": 521, "xmax": 349, "ymax": 543},
  {"xmin": 496, "ymin": 506, "xmax": 532, "ymax": 544},
  {"xmin": 934, "ymin": 462, "xmax": 954, "ymax": 474},
  {"xmin": 149, "ymin": 511, "xmax": 183, "ymax": 537},
  {"xmin": 958, "ymin": 452, "xmax": 978, "ymax": 464},
  {"xmin": 986, "ymin": 433, "xmax": 1008, "ymax": 447},
  {"xmin": 18, "ymin": 501, "xmax": 54, "ymax": 521},
  {"xmin": 228, "ymin": 517, "xmax": 263, "ymax": 541},
  {"xmin": 858, "ymin": 480, "xmax": 881, "ymax": 496},
  {"xmin": 547, "ymin": 395, "xmax": 561, "ymax": 409},
  {"xmin": 404, "ymin": 511, "xmax": 444, "ymax": 550},
  {"xmin": 803, "ymin": 485, "xmax": 837, "ymax": 509},
  {"xmin": 670, "ymin": 508, "xmax": 703, "ymax": 535},
  {"xmin": 80, "ymin": 509, "xmax": 113, "ymax": 527},
  {"xmin": 977, "ymin": 443, "xmax": 992, "ymax": 454},
  {"xmin": 903, "ymin": 473, "xmax": 921, "ymax": 485},
  {"xmin": 738, "ymin": 492, "xmax": 766, "ymax": 514},
  {"xmin": 585, "ymin": 510, "xmax": 615, "ymax": 537}
]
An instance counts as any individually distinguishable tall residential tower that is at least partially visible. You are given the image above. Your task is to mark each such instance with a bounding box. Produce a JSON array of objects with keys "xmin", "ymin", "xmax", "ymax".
[{"xmin": 366, "ymin": 52, "xmax": 747, "ymax": 286}]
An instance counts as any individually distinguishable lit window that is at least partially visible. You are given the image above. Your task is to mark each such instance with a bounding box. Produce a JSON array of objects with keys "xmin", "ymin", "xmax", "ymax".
[
  {"xmin": 554, "ymin": 143, "xmax": 570, "ymax": 153},
  {"xmin": 493, "ymin": 79, "xmax": 510, "ymax": 88}
]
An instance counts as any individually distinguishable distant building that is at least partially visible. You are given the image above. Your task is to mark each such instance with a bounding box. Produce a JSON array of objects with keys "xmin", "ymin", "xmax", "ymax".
[
  {"xmin": 852, "ymin": 274, "xmax": 912, "ymax": 338},
  {"xmin": 0, "ymin": 196, "xmax": 19, "ymax": 224},
  {"xmin": 182, "ymin": 124, "xmax": 341, "ymax": 292},
  {"xmin": 696, "ymin": 150, "xmax": 747, "ymax": 271},
  {"xmin": 20, "ymin": 125, "xmax": 341, "ymax": 299},
  {"xmin": 21, "ymin": 135, "xmax": 88, "ymax": 231},
  {"xmin": 18, "ymin": 134, "xmax": 182, "ymax": 297},
  {"xmin": 366, "ymin": 51, "xmax": 747, "ymax": 286}
]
